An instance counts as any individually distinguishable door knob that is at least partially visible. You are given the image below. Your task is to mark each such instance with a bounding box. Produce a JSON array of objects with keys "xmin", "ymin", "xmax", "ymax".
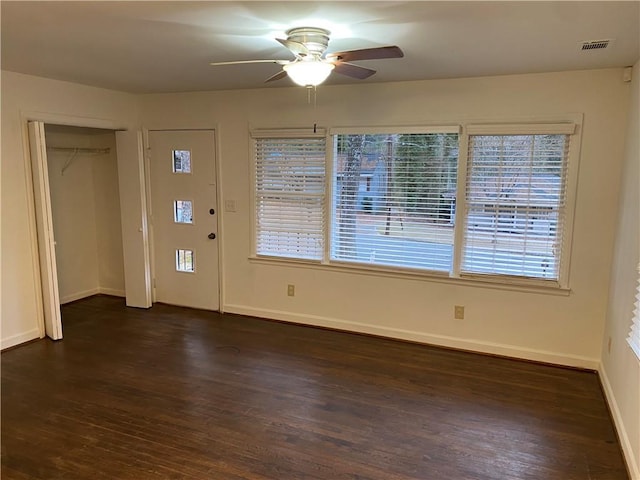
[{"xmin": 208, "ymin": 232, "xmax": 216, "ymax": 240}]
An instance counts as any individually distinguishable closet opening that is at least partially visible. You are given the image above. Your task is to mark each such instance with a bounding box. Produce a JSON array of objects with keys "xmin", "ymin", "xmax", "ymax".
[
  {"xmin": 44, "ymin": 124, "xmax": 126, "ymax": 306},
  {"xmin": 28, "ymin": 119, "xmax": 151, "ymax": 341}
]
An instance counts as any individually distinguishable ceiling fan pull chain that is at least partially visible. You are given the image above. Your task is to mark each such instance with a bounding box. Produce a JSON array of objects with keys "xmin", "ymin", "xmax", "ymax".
[{"xmin": 313, "ymin": 87, "xmax": 319, "ymax": 133}]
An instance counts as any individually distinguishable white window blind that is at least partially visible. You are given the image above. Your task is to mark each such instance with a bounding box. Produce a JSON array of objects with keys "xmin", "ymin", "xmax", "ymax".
[
  {"xmin": 461, "ymin": 133, "xmax": 570, "ymax": 281},
  {"xmin": 254, "ymin": 136, "xmax": 325, "ymax": 260},
  {"xmin": 628, "ymin": 264, "xmax": 640, "ymax": 361},
  {"xmin": 330, "ymin": 132, "xmax": 459, "ymax": 271}
]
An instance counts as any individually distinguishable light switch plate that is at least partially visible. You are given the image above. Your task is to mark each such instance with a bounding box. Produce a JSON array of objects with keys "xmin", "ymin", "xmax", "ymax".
[{"xmin": 224, "ymin": 199, "xmax": 236, "ymax": 212}]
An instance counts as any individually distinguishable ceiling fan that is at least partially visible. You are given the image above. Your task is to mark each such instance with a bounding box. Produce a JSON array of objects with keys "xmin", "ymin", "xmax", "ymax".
[{"xmin": 210, "ymin": 27, "xmax": 404, "ymax": 87}]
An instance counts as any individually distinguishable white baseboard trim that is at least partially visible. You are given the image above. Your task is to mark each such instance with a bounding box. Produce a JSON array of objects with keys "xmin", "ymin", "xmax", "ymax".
[
  {"xmin": 1, "ymin": 328, "xmax": 42, "ymax": 350},
  {"xmin": 599, "ymin": 366, "xmax": 640, "ymax": 480},
  {"xmin": 98, "ymin": 287, "xmax": 125, "ymax": 298},
  {"xmin": 60, "ymin": 287, "xmax": 125, "ymax": 304},
  {"xmin": 60, "ymin": 288, "xmax": 100, "ymax": 304},
  {"xmin": 223, "ymin": 304, "xmax": 599, "ymax": 370}
]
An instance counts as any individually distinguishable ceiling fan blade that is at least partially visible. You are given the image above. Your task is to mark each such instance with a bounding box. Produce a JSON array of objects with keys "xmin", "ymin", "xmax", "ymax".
[
  {"xmin": 210, "ymin": 59, "xmax": 290, "ymax": 66},
  {"xmin": 332, "ymin": 62, "xmax": 376, "ymax": 80},
  {"xmin": 326, "ymin": 46, "xmax": 404, "ymax": 63},
  {"xmin": 276, "ymin": 38, "xmax": 310, "ymax": 57},
  {"xmin": 265, "ymin": 70, "xmax": 288, "ymax": 83}
]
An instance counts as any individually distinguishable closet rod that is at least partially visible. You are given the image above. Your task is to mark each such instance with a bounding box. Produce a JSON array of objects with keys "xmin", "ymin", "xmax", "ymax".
[{"xmin": 47, "ymin": 146, "xmax": 111, "ymax": 154}]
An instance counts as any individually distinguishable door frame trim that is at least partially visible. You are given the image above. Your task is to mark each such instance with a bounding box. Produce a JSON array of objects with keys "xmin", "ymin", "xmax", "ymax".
[
  {"xmin": 144, "ymin": 127, "xmax": 224, "ymax": 312},
  {"xmin": 19, "ymin": 110, "xmax": 141, "ymax": 338}
]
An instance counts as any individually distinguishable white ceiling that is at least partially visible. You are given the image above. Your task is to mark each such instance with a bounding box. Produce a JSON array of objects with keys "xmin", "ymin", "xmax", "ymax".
[{"xmin": 2, "ymin": 1, "xmax": 639, "ymax": 94}]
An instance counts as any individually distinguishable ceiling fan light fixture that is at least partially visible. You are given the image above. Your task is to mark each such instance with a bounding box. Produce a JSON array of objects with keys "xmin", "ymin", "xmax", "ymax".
[{"xmin": 283, "ymin": 61, "xmax": 334, "ymax": 87}]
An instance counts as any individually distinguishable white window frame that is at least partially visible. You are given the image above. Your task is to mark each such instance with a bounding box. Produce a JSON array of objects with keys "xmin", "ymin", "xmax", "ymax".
[
  {"xmin": 456, "ymin": 121, "xmax": 581, "ymax": 289},
  {"xmin": 250, "ymin": 117, "xmax": 582, "ymax": 293}
]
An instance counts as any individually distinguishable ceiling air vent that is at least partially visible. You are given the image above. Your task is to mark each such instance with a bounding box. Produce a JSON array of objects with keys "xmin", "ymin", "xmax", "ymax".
[{"xmin": 580, "ymin": 39, "xmax": 611, "ymax": 51}]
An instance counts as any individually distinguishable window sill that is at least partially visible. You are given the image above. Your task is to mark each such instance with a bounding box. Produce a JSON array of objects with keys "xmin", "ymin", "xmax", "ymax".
[{"xmin": 248, "ymin": 255, "xmax": 571, "ymax": 296}]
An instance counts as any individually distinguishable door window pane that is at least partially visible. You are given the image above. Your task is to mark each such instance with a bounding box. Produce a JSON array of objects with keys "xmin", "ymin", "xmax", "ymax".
[
  {"xmin": 174, "ymin": 200, "xmax": 193, "ymax": 224},
  {"xmin": 176, "ymin": 249, "xmax": 194, "ymax": 272},
  {"xmin": 173, "ymin": 150, "xmax": 191, "ymax": 173}
]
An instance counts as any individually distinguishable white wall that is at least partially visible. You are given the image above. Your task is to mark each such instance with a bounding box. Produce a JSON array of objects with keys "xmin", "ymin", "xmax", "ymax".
[
  {"xmin": 140, "ymin": 68, "xmax": 629, "ymax": 369},
  {"xmin": 44, "ymin": 127, "xmax": 125, "ymax": 303},
  {"xmin": 92, "ymin": 133, "xmax": 126, "ymax": 297},
  {"xmin": 600, "ymin": 60, "xmax": 640, "ymax": 479},
  {"xmin": 46, "ymin": 129, "xmax": 100, "ymax": 301},
  {"xmin": 0, "ymin": 71, "xmax": 139, "ymax": 349}
]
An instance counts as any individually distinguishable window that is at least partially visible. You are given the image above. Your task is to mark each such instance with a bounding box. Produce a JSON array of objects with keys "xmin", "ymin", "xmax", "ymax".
[
  {"xmin": 174, "ymin": 200, "xmax": 193, "ymax": 224},
  {"xmin": 172, "ymin": 150, "xmax": 191, "ymax": 173},
  {"xmin": 253, "ymin": 131, "xmax": 325, "ymax": 260},
  {"xmin": 251, "ymin": 121, "xmax": 579, "ymax": 288},
  {"xmin": 330, "ymin": 130, "xmax": 459, "ymax": 272},
  {"xmin": 629, "ymin": 267, "xmax": 640, "ymax": 361},
  {"xmin": 461, "ymin": 126, "xmax": 573, "ymax": 282},
  {"xmin": 176, "ymin": 249, "xmax": 194, "ymax": 272}
]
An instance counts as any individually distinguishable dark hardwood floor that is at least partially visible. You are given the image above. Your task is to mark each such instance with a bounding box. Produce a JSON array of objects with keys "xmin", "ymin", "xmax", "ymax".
[{"xmin": 1, "ymin": 295, "xmax": 629, "ymax": 480}]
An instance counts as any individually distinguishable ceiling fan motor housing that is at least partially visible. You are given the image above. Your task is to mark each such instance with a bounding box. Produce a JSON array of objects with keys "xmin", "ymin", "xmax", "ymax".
[
  {"xmin": 210, "ymin": 26, "xmax": 402, "ymax": 85},
  {"xmin": 285, "ymin": 27, "xmax": 331, "ymax": 57}
]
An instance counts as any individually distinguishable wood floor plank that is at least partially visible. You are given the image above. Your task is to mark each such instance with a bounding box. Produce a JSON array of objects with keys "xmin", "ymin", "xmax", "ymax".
[{"xmin": 1, "ymin": 295, "xmax": 629, "ymax": 479}]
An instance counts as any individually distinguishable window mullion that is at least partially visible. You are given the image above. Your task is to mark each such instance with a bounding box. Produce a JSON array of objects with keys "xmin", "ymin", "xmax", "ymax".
[
  {"xmin": 451, "ymin": 130, "xmax": 469, "ymax": 278},
  {"xmin": 323, "ymin": 134, "xmax": 334, "ymax": 265}
]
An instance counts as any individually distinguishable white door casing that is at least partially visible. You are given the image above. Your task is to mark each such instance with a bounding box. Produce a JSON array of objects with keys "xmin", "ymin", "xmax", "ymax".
[
  {"xmin": 28, "ymin": 121, "xmax": 63, "ymax": 340},
  {"xmin": 148, "ymin": 130, "xmax": 219, "ymax": 311}
]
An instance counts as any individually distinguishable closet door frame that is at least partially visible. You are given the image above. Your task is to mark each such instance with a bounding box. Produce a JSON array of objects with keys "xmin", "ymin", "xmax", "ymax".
[{"xmin": 21, "ymin": 111, "xmax": 152, "ymax": 341}]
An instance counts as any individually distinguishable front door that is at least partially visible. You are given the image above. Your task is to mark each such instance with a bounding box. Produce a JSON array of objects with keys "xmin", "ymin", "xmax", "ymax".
[{"xmin": 148, "ymin": 130, "xmax": 219, "ymax": 310}]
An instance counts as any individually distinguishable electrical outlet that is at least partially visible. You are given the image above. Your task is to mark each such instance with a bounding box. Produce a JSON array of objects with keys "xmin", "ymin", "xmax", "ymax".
[
  {"xmin": 454, "ymin": 305, "xmax": 465, "ymax": 320},
  {"xmin": 608, "ymin": 336, "xmax": 612, "ymax": 354},
  {"xmin": 287, "ymin": 284, "xmax": 295, "ymax": 297}
]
